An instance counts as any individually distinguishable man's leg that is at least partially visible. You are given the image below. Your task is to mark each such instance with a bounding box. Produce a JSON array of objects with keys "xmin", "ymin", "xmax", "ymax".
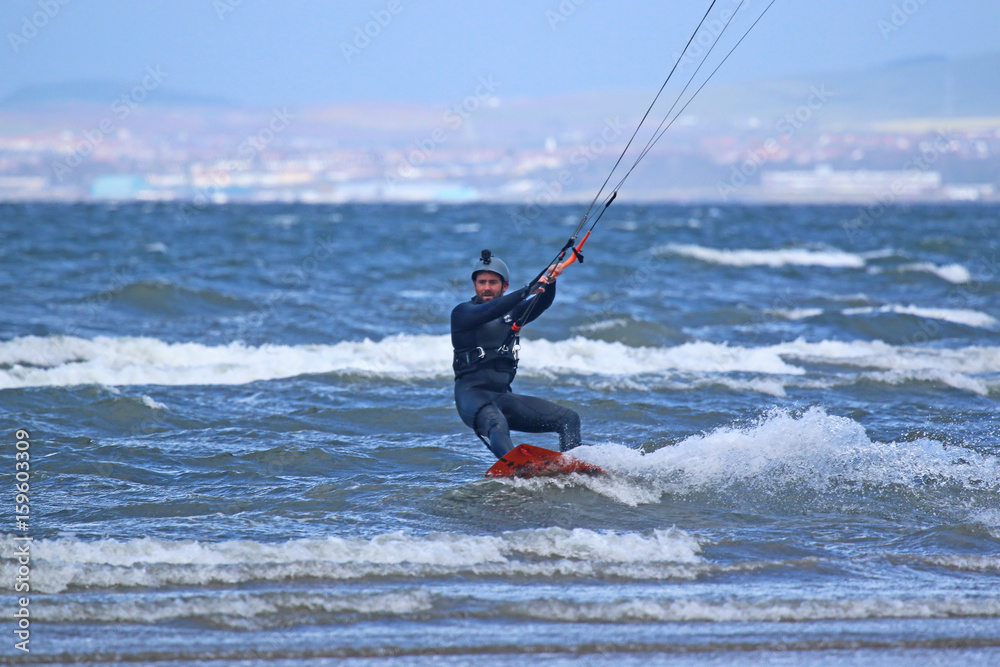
[
  {"xmin": 456, "ymin": 382, "xmax": 515, "ymax": 459},
  {"xmin": 496, "ymin": 393, "xmax": 582, "ymax": 452},
  {"xmin": 474, "ymin": 403, "xmax": 514, "ymax": 458}
]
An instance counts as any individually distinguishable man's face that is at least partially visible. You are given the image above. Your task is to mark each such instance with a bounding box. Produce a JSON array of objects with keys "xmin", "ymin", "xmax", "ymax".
[{"xmin": 474, "ymin": 271, "xmax": 507, "ymax": 302}]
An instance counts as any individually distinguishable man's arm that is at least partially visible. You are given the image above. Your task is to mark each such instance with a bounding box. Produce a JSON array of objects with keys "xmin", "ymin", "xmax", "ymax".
[{"xmin": 451, "ymin": 285, "xmax": 530, "ymax": 333}]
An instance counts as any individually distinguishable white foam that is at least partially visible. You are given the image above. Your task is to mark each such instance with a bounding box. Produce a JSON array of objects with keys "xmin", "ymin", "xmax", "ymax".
[
  {"xmin": 654, "ymin": 244, "xmax": 974, "ymax": 286},
  {"xmin": 973, "ymin": 508, "xmax": 1000, "ymax": 535},
  {"xmin": 570, "ymin": 407, "xmax": 1000, "ymax": 507},
  {"xmin": 509, "ymin": 596, "xmax": 1000, "ymax": 623},
  {"xmin": 3, "ymin": 334, "xmax": 999, "ymax": 394},
  {"xmin": 774, "ymin": 338, "xmax": 1000, "ymax": 395},
  {"xmin": 897, "ymin": 262, "xmax": 972, "ymax": 284},
  {"xmin": 860, "ymin": 249, "xmax": 898, "ymax": 260},
  {"xmin": 914, "ymin": 555, "xmax": 1000, "ymax": 573},
  {"xmin": 269, "ymin": 214, "xmax": 299, "ymax": 228},
  {"xmin": 38, "ymin": 589, "xmax": 435, "ymax": 627},
  {"xmin": 695, "ymin": 375, "xmax": 790, "ymax": 397},
  {"xmin": 34, "ymin": 588, "xmax": 1000, "ymax": 626},
  {"xmin": 140, "ymin": 395, "xmax": 168, "ymax": 410},
  {"xmin": 0, "ymin": 334, "xmax": 804, "ymax": 389},
  {"xmin": 843, "ymin": 305, "xmax": 998, "ymax": 328},
  {"xmin": 524, "ymin": 337, "xmax": 805, "ymax": 377},
  {"xmin": 771, "ymin": 308, "xmax": 824, "ymax": 321},
  {"xmin": 572, "ymin": 317, "xmax": 632, "ymax": 333},
  {"xmin": 0, "ymin": 334, "xmax": 449, "ymax": 389},
  {"xmin": 0, "ymin": 527, "xmax": 703, "ymax": 594},
  {"xmin": 862, "ymin": 369, "xmax": 994, "ymax": 395},
  {"xmin": 655, "ymin": 244, "xmax": 866, "ymax": 269},
  {"xmin": 581, "ymin": 374, "xmax": 789, "ymax": 398}
]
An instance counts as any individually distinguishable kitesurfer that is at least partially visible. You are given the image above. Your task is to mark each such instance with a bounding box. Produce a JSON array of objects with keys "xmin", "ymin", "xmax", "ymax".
[{"xmin": 452, "ymin": 249, "xmax": 582, "ymax": 459}]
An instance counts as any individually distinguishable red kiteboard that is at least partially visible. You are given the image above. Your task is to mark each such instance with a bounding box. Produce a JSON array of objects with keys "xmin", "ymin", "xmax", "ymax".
[{"xmin": 485, "ymin": 443, "xmax": 604, "ymax": 478}]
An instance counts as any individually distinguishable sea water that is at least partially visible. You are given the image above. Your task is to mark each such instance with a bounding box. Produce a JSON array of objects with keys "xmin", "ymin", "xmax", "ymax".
[{"xmin": 1, "ymin": 202, "xmax": 999, "ymax": 664}]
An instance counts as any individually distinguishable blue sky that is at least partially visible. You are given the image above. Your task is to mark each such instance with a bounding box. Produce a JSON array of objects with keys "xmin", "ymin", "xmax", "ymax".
[{"xmin": 3, "ymin": 0, "xmax": 999, "ymax": 107}]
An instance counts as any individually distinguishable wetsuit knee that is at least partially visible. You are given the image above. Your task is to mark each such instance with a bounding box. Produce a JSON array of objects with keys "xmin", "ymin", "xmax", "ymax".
[{"xmin": 475, "ymin": 404, "xmax": 514, "ymax": 458}]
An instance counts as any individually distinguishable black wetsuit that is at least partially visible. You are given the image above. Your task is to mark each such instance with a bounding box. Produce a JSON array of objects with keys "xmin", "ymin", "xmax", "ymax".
[{"xmin": 451, "ymin": 281, "xmax": 582, "ymax": 459}]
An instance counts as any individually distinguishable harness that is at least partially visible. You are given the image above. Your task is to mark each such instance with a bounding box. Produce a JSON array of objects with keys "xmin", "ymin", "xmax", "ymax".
[{"xmin": 453, "ymin": 337, "xmax": 519, "ymax": 378}]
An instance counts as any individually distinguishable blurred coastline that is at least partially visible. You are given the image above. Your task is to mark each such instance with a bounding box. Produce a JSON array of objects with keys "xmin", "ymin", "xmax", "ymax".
[{"xmin": 2, "ymin": 52, "xmax": 998, "ymax": 205}]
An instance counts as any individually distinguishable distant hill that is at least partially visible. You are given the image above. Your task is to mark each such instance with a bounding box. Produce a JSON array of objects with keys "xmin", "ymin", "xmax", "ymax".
[
  {"xmin": 0, "ymin": 80, "xmax": 235, "ymax": 109},
  {"xmin": 689, "ymin": 51, "xmax": 1000, "ymax": 126},
  {"xmin": 343, "ymin": 50, "xmax": 1000, "ymax": 149},
  {"xmin": 2, "ymin": 51, "xmax": 996, "ymax": 145}
]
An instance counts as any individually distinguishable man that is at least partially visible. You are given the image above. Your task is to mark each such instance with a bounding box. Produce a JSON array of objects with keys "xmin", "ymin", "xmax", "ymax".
[{"xmin": 451, "ymin": 249, "xmax": 582, "ymax": 459}]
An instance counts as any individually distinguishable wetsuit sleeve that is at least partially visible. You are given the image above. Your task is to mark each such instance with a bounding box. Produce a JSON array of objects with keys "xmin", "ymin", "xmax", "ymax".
[{"xmin": 451, "ymin": 286, "xmax": 530, "ymax": 333}]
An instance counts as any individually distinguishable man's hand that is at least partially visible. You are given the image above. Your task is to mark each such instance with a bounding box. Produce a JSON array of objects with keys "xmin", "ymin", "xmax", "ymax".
[{"xmin": 531, "ymin": 263, "xmax": 563, "ymax": 295}]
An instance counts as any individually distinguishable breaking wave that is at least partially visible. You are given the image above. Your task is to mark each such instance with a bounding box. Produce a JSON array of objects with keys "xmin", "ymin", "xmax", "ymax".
[{"xmin": 3, "ymin": 334, "xmax": 999, "ymax": 396}]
